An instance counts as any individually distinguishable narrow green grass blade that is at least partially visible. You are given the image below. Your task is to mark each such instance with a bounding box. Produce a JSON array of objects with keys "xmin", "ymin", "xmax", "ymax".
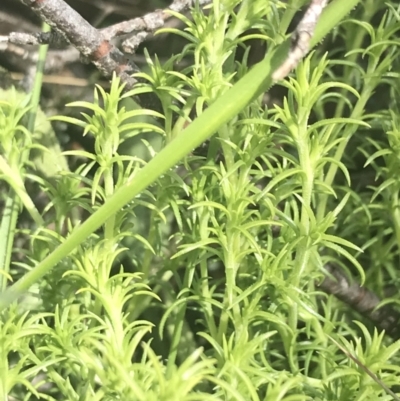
[
  {"xmin": 0, "ymin": 23, "xmax": 50, "ymax": 292},
  {"xmin": 0, "ymin": 0, "xmax": 361, "ymax": 310}
]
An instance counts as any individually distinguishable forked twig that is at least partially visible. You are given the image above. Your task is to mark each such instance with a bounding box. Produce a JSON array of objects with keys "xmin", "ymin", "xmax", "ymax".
[
  {"xmin": 1, "ymin": 0, "xmax": 213, "ymax": 50},
  {"xmin": 101, "ymin": 0, "xmax": 213, "ymax": 53},
  {"xmin": 15, "ymin": 0, "xmax": 143, "ymax": 96},
  {"xmin": 0, "ymin": 0, "xmax": 213, "ymax": 110}
]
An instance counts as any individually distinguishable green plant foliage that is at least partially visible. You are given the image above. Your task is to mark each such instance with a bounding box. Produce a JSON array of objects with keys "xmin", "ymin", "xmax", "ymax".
[{"xmin": 1, "ymin": 0, "xmax": 400, "ymax": 400}]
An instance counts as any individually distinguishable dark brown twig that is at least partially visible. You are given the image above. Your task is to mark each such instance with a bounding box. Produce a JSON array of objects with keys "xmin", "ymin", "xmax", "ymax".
[
  {"xmin": 9, "ymin": 0, "xmax": 160, "ymax": 110},
  {"xmin": 2, "ymin": 0, "xmax": 212, "ymax": 110},
  {"xmin": 18, "ymin": 0, "xmax": 139, "ymax": 75},
  {"xmin": 318, "ymin": 264, "xmax": 400, "ymax": 340},
  {"xmin": 3, "ymin": 0, "xmax": 213, "ymax": 50}
]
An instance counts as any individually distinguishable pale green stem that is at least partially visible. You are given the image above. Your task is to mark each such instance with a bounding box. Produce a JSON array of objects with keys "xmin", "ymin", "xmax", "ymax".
[
  {"xmin": 316, "ymin": 89, "xmax": 373, "ymax": 221},
  {"xmin": 0, "ymin": 0, "xmax": 362, "ymax": 310},
  {"xmin": 0, "ymin": 23, "xmax": 49, "ymax": 290},
  {"xmin": 287, "ymin": 105, "xmax": 315, "ymax": 374},
  {"xmin": 293, "ymin": 111, "xmax": 314, "ymax": 285},
  {"xmin": 200, "ymin": 257, "xmax": 218, "ymax": 339},
  {"xmin": 280, "ymin": 0, "xmax": 310, "ymax": 37},
  {"xmin": 316, "ymin": 2, "xmax": 378, "ymax": 221},
  {"xmin": 103, "ymin": 166, "xmax": 116, "ymax": 242},
  {"xmin": 0, "ymin": 156, "xmax": 43, "ymax": 226},
  {"xmin": 391, "ymin": 191, "xmax": 400, "ymax": 250},
  {"xmin": 0, "ymin": 195, "xmax": 19, "ymax": 291}
]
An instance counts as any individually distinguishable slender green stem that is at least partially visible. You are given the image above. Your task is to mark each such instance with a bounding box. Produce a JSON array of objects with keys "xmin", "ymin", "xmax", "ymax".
[
  {"xmin": 200, "ymin": 258, "xmax": 218, "ymax": 339},
  {"xmin": 316, "ymin": 89, "xmax": 373, "ymax": 221},
  {"xmin": 292, "ymin": 107, "xmax": 314, "ymax": 284},
  {"xmin": 279, "ymin": 0, "xmax": 308, "ymax": 37},
  {"xmin": 0, "ymin": 195, "xmax": 19, "ymax": 292},
  {"xmin": 391, "ymin": 191, "xmax": 400, "ymax": 249},
  {"xmin": 316, "ymin": 4, "xmax": 373, "ymax": 221},
  {"xmin": 103, "ymin": 166, "xmax": 117, "ymax": 243},
  {"xmin": 0, "ymin": 0, "xmax": 362, "ymax": 310},
  {"xmin": 0, "ymin": 22, "xmax": 50, "ymax": 291},
  {"xmin": 165, "ymin": 264, "xmax": 195, "ymax": 376},
  {"xmin": 27, "ymin": 25, "xmax": 50, "ymax": 133}
]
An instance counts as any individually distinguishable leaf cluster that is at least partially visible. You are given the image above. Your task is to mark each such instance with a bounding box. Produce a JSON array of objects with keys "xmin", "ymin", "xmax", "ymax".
[{"xmin": 1, "ymin": 0, "xmax": 400, "ymax": 400}]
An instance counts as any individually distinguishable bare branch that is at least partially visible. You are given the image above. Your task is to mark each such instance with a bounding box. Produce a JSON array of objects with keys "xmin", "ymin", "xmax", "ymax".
[
  {"xmin": 3, "ymin": 0, "xmax": 211, "ymax": 111},
  {"xmin": 273, "ymin": 0, "xmax": 329, "ymax": 81},
  {"xmin": 13, "ymin": 0, "xmax": 163, "ymax": 110},
  {"xmin": 318, "ymin": 264, "xmax": 400, "ymax": 340},
  {"xmin": 101, "ymin": 0, "xmax": 213, "ymax": 53},
  {"xmin": 19, "ymin": 0, "xmax": 137, "ymax": 72},
  {"xmin": 0, "ymin": 31, "xmax": 68, "ymax": 46},
  {"xmin": 4, "ymin": 0, "xmax": 213, "ymax": 51}
]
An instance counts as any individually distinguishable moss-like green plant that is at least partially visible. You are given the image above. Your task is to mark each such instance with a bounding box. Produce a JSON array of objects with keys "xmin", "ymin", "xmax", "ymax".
[{"xmin": 1, "ymin": 1, "xmax": 400, "ymax": 400}]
